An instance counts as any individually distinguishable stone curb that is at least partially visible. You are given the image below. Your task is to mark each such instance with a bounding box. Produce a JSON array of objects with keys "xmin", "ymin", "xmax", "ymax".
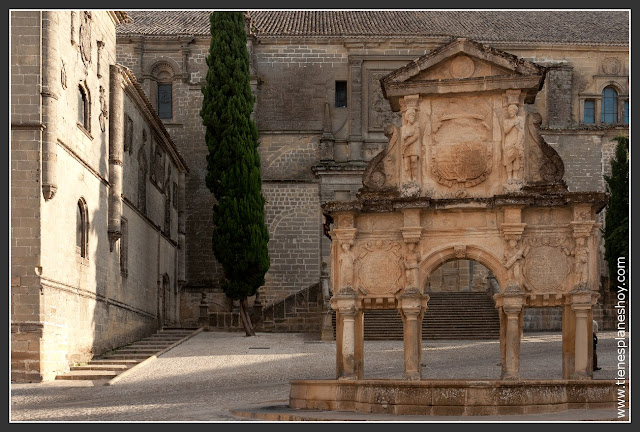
[
  {"xmin": 230, "ymin": 405, "xmax": 630, "ymax": 422},
  {"xmin": 105, "ymin": 327, "xmax": 204, "ymax": 386}
]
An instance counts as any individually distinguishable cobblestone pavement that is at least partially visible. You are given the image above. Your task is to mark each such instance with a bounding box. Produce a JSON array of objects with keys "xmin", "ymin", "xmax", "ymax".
[{"xmin": 10, "ymin": 331, "xmax": 628, "ymax": 422}]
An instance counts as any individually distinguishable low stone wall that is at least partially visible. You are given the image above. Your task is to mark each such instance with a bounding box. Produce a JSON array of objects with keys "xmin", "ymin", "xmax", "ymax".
[{"xmin": 290, "ymin": 379, "xmax": 624, "ymax": 416}]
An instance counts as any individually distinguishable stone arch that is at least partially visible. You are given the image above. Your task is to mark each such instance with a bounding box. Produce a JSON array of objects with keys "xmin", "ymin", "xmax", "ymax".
[
  {"xmin": 597, "ymin": 80, "xmax": 625, "ymax": 94},
  {"xmin": 418, "ymin": 244, "xmax": 508, "ymax": 295},
  {"xmin": 147, "ymin": 57, "xmax": 181, "ymax": 82}
]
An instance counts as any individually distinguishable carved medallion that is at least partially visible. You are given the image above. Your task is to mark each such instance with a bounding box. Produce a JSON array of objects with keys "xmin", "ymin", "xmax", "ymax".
[
  {"xmin": 79, "ymin": 12, "xmax": 92, "ymax": 65},
  {"xmin": 602, "ymin": 57, "xmax": 621, "ymax": 75},
  {"xmin": 523, "ymin": 245, "xmax": 570, "ymax": 293},
  {"xmin": 450, "ymin": 55, "xmax": 475, "ymax": 78},
  {"xmin": 355, "ymin": 241, "xmax": 403, "ymax": 295}
]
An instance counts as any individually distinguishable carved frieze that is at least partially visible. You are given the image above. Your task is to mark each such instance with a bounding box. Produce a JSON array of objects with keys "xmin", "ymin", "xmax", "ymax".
[{"xmin": 354, "ymin": 241, "xmax": 404, "ymax": 295}]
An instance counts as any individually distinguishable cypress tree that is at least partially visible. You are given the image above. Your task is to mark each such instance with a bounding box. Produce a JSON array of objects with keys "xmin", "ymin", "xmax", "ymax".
[
  {"xmin": 200, "ymin": 11, "xmax": 270, "ymax": 335},
  {"xmin": 603, "ymin": 135, "xmax": 629, "ymax": 288}
]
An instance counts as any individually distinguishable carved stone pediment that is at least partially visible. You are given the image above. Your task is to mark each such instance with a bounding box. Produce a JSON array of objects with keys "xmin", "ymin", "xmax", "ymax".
[
  {"xmin": 381, "ymin": 38, "xmax": 545, "ymax": 111},
  {"xmin": 360, "ymin": 37, "xmax": 567, "ymax": 199}
]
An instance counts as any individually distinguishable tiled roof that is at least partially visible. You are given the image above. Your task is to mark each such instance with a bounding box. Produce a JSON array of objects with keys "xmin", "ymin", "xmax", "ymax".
[{"xmin": 117, "ymin": 10, "xmax": 629, "ymax": 45}]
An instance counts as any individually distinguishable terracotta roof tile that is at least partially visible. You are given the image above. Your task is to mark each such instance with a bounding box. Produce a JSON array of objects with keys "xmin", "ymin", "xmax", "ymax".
[{"xmin": 117, "ymin": 10, "xmax": 629, "ymax": 45}]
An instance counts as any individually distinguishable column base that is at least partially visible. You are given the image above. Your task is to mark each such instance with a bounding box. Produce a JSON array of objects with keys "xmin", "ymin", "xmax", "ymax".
[
  {"xmin": 501, "ymin": 373, "xmax": 521, "ymax": 381},
  {"xmin": 570, "ymin": 371, "xmax": 592, "ymax": 380},
  {"xmin": 402, "ymin": 372, "xmax": 421, "ymax": 381},
  {"xmin": 338, "ymin": 375, "xmax": 357, "ymax": 381}
]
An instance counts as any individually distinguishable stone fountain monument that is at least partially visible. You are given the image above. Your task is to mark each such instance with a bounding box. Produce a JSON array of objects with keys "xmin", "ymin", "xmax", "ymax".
[{"xmin": 290, "ymin": 38, "xmax": 620, "ymax": 416}]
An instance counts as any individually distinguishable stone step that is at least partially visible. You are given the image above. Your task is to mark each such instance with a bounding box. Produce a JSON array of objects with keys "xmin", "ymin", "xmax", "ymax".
[
  {"xmin": 110, "ymin": 348, "xmax": 162, "ymax": 354},
  {"xmin": 71, "ymin": 364, "xmax": 130, "ymax": 371},
  {"xmin": 56, "ymin": 370, "xmax": 119, "ymax": 380},
  {"xmin": 100, "ymin": 353, "xmax": 155, "ymax": 360},
  {"xmin": 88, "ymin": 359, "xmax": 140, "ymax": 366}
]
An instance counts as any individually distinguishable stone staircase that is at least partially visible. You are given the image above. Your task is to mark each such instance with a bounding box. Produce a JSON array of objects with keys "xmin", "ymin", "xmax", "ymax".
[
  {"xmin": 258, "ymin": 283, "xmax": 324, "ymax": 333},
  {"xmin": 332, "ymin": 292, "xmax": 500, "ymax": 340},
  {"xmin": 55, "ymin": 328, "xmax": 200, "ymax": 381}
]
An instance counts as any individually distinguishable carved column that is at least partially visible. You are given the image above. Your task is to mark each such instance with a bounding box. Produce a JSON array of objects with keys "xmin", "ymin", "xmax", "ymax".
[
  {"xmin": 348, "ymin": 58, "xmax": 363, "ymax": 162},
  {"xmin": 497, "ymin": 286, "xmax": 525, "ymax": 380},
  {"xmin": 108, "ymin": 65, "xmax": 125, "ymax": 251},
  {"xmin": 42, "ymin": 11, "xmax": 60, "ymax": 200},
  {"xmin": 398, "ymin": 288, "xmax": 429, "ymax": 380},
  {"xmin": 331, "ymin": 288, "xmax": 360, "ymax": 380},
  {"xmin": 568, "ymin": 285, "xmax": 597, "ymax": 379},
  {"xmin": 330, "ymin": 212, "xmax": 362, "ymax": 378}
]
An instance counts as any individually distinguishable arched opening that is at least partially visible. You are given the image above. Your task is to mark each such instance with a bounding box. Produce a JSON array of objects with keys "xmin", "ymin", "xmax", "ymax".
[{"xmin": 424, "ymin": 258, "xmax": 499, "ymax": 340}]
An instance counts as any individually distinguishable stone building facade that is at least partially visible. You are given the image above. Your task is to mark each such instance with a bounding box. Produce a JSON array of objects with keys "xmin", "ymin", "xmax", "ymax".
[
  {"xmin": 10, "ymin": 10, "xmax": 629, "ymax": 381},
  {"xmin": 10, "ymin": 10, "xmax": 188, "ymax": 382},
  {"xmin": 115, "ymin": 10, "xmax": 628, "ymax": 325}
]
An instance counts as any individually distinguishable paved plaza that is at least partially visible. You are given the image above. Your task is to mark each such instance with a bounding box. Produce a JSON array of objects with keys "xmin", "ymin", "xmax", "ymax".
[{"xmin": 10, "ymin": 330, "xmax": 628, "ymax": 422}]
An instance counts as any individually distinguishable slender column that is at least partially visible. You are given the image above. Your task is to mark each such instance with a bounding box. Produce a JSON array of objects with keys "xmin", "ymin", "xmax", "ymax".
[
  {"xmin": 502, "ymin": 306, "xmax": 522, "ymax": 380},
  {"xmin": 398, "ymin": 288, "xmax": 429, "ymax": 380},
  {"xmin": 42, "ymin": 11, "xmax": 60, "ymax": 200},
  {"xmin": 572, "ymin": 306, "xmax": 591, "ymax": 379},
  {"xmin": 108, "ymin": 65, "xmax": 125, "ymax": 251},
  {"xmin": 340, "ymin": 305, "xmax": 357, "ymax": 379}
]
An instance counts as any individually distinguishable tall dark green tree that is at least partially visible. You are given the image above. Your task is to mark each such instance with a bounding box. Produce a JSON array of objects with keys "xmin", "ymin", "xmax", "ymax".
[
  {"xmin": 200, "ymin": 11, "xmax": 270, "ymax": 336},
  {"xmin": 603, "ymin": 135, "xmax": 629, "ymax": 289}
]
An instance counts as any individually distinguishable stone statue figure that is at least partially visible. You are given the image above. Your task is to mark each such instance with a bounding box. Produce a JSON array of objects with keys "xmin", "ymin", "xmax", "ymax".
[
  {"xmin": 402, "ymin": 108, "xmax": 420, "ymax": 183},
  {"xmin": 404, "ymin": 243, "xmax": 419, "ymax": 289},
  {"xmin": 99, "ymin": 86, "xmax": 108, "ymax": 132},
  {"xmin": 503, "ymin": 104, "xmax": 525, "ymax": 183},
  {"xmin": 574, "ymin": 237, "xmax": 589, "ymax": 285},
  {"xmin": 338, "ymin": 242, "xmax": 354, "ymax": 289},
  {"xmin": 504, "ymin": 239, "xmax": 528, "ymax": 282}
]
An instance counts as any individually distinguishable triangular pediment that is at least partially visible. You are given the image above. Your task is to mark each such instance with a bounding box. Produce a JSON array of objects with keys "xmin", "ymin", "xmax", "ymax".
[{"xmin": 381, "ymin": 38, "xmax": 546, "ymax": 111}]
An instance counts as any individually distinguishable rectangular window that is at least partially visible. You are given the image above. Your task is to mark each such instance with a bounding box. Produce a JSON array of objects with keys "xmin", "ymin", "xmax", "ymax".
[
  {"xmin": 335, "ymin": 81, "xmax": 347, "ymax": 108},
  {"xmin": 623, "ymin": 100, "xmax": 629, "ymax": 124},
  {"xmin": 158, "ymin": 83, "xmax": 172, "ymax": 119},
  {"xmin": 584, "ymin": 100, "xmax": 595, "ymax": 124}
]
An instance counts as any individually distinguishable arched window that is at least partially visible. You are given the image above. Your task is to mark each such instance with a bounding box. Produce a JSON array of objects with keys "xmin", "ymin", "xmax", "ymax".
[
  {"xmin": 601, "ymin": 86, "xmax": 618, "ymax": 124},
  {"xmin": 78, "ymin": 84, "xmax": 91, "ymax": 132},
  {"xmin": 151, "ymin": 62, "xmax": 176, "ymax": 120},
  {"xmin": 76, "ymin": 199, "xmax": 88, "ymax": 260}
]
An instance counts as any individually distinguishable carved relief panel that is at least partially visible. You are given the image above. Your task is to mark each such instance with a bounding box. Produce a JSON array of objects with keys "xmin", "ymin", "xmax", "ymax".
[
  {"xmin": 353, "ymin": 240, "xmax": 404, "ymax": 296},
  {"xmin": 522, "ymin": 236, "xmax": 571, "ymax": 293},
  {"xmin": 428, "ymin": 95, "xmax": 496, "ymax": 189}
]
